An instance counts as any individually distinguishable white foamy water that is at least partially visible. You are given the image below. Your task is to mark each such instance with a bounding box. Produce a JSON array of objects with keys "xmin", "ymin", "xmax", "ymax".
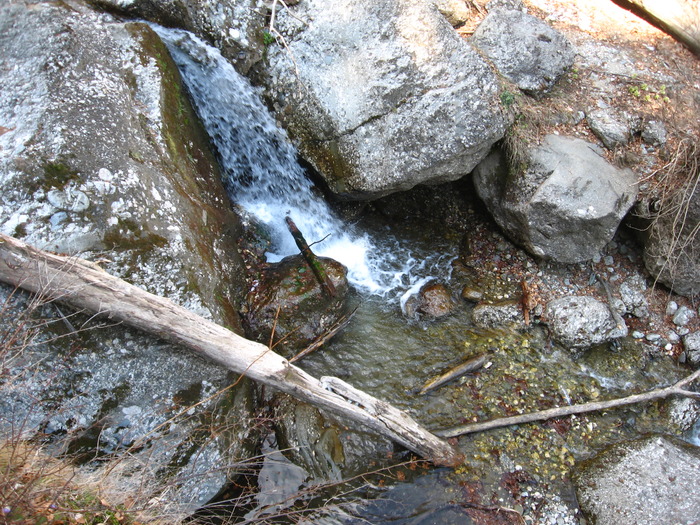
[{"xmin": 154, "ymin": 26, "xmax": 450, "ymax": 296}]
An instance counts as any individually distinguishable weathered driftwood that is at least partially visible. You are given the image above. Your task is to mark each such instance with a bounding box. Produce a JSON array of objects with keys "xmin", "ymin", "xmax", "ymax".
[
  {"xmin": 613, "ymin": 0, "xmax": 700, "ymax": 55},
  {"xmin": 437, "ymin": 367, "xmax": 700, "ymax": 438},
  {"xmin": 0, "ymin": 233, "xmax": 461, "ymax": 466},
  {"xmin": 419, "ymin": 353, "xmax": 489, "ymax": 395}
]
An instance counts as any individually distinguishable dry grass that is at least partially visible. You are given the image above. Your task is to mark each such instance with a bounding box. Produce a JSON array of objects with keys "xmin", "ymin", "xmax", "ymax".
[{"xmin": 636, "ymin": 138, "xmax": 700, "ymax": 290}]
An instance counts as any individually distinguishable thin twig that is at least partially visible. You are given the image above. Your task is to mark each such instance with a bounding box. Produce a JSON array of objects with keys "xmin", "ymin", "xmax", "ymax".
[
  {"xmin": 289, "ymin": 305, "xmax": 359, "ymax": 363},
  {"xmin": 437, "ymin": 368, "xmax": 700, "ymax": 438}
]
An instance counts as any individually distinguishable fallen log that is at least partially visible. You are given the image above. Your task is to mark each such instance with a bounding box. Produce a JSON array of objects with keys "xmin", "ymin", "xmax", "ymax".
[
  {"xmin": 611, "ymin": 0, "xmax": 700, "ymax": 55},
  {"xmin": 0, "ymin": 233, "xmax": 461, "ymax": 466}
]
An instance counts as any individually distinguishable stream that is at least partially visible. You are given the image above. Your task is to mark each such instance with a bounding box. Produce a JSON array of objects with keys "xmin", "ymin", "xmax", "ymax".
[{"xmin": 155, "ymin": 27, "xmax": 695, "ymax": 524}]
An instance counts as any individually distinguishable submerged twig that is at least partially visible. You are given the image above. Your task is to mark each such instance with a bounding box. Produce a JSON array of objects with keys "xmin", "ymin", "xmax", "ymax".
[
  {"xmin": 419, "ymin": 353, "xmax": 489, "ymax": 395},
  {"xmin": 289, "ymin": 305, "xmax": 359, "ymax": 363},
  {"xmin": 436, "ymin": 368, "xmax": 700, "ymax": 438}
]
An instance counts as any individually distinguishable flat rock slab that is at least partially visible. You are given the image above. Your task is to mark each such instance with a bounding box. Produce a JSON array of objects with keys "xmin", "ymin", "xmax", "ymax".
[{"xmin": 574, "ymin": 435, "xmax": 700, "ymax": 525}]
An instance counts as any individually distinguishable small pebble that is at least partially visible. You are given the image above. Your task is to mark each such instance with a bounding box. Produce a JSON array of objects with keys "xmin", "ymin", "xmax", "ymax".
[
  {"xmin": 646, "ymin": 333, "xmax": 661, "ymax": 342},
  {"xmin": 603, "ymin": 255, "xmax": 614, "ymax": 266},
  {"xmin": 631, "ymin": 330, "xmax": 645, "ymax": 339},
  {"xmin": 668, "ymin": 331, "xmax": 680, "ymax": 343},
  {"xmin": 666, "ymin": 301, "xmax": 678, "ymax": 316}
]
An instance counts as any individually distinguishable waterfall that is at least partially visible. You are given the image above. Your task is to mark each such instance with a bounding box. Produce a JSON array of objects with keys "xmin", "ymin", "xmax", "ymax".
[{"xmin": 153, "ymin": 26, "xmax": 451, "ymax": 297}]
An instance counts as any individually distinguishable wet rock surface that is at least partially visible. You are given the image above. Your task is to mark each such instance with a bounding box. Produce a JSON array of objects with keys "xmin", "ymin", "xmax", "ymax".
[
  {"xmin": 573, "ymin": 435, "xmax": 700, "ymax": 525},
  {"xmin": 87, "ymin": 0, "xmax": 266, "ymax": 74},
  {"xmin": 472, "ymin": 300, "xmax": 523, "ymax": 329},
  {"xmin": 404, "ymin": 281, "xmax": 458, "ymax": 319},
  {"xmin": 260, "ymin": 0, "xmax": 508, "ymax": 198},
  {"xmin": 243, "ymin": 254, "xmax": 350, "ymax": 356},
  {"xmin": 0, "ymin": 1, "xmax": 254, "ymax": 513},
  {"xmin": 473, "ymin": 135, "xmax": 638, "ymax": 263}
]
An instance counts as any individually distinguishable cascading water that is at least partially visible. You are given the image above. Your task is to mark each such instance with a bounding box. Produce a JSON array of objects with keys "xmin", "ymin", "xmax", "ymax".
[{"xmin": 153, "ymin": 26, "xmax": 451, "ymax": 298}]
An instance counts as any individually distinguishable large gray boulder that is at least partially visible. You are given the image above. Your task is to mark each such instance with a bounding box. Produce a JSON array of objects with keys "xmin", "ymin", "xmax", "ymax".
[
  {"xmin": 472, "ymin": 4, "xmax": 575, "ymax": 96},
  {"xmin": 262, "ymin": 0, "xmax": 508, "ymax": 199},
  {"xmin": 87, "ymin": 0, "xmax": 267, "ymax": 74},
  {"xmin": 642, "ymin": 182, "xmax": 700, "ymax": 297},
  {"xmin": 473, "ymin": 135, "xmax": 638, "ymax": 263},
  {"xmin": 573, "ymin": 435, "xmax": 700, "ymax": 525},
  {"xmin": 0, "ymin": 1, "xmax": 254, "ymax": 514}
]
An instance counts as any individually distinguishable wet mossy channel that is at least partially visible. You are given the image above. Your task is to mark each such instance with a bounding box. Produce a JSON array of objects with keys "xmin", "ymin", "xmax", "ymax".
[{"xmin": 289, "ymin": 210, "xmax": 691, "ymax": 522}]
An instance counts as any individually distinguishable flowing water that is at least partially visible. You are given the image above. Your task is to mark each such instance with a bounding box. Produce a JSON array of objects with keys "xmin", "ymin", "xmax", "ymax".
[
  {"xmin": 154, "ymin": 26, "xmax": 453, "ymax": 298},
  {"xmin": 155, "ymin": 26, "xmax": 692, "ymax": 524}
]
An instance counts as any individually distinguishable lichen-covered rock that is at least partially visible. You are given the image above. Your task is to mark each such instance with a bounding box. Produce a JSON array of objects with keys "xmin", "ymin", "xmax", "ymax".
[
  {"xmin": 87, "ymin": 0, "xmax": 267, "ymax": 74},
  {"xmin": 261, "ymin": 0, "xmax": 507, "ymax": 199},
  {"xmin": 618, "ymin": 275, "xmax": 650, "ymax": 318},
  {"xmin": 243, "ymin": 255, "xmax": 350, "ymax": 356},
  {"xmin": 472, "ymin": 6, "xmax": 574, "ymax": 96},
  {"xmin": 683, "ymin": 331, "xmax": 700, "ymax": 366},
  {"xmin": 0, "ymin": 1, "xmax": 255, "ymax": 513},
  {"xmin": 432, "ymin": 0, "xmax": 472, "ymax": 26},
  {"xmin": 471, "ymin": 300, "xmax": 522, "ymax": 329},
  {"xmin": 573, "ymin": 436, "xmax": 700, "ymax": 525},
  {"xmin": 544, "ymin": 296, "xmax": 628, "ymax": 349},
  {"xmin": 586, "ymin": 108, "xmax": 638, "ymax": 150},
  {"xmin": 473, "ymin": 135, "xmax": 638, "ymax": 263}
]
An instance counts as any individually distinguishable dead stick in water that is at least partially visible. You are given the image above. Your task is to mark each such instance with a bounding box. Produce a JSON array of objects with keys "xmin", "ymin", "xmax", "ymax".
[
  {"xmin": 290, "ymin": 305, "xmax": 359, "ymax": 363},
  {"xmin": 436, "ymin": 367, "xmax": 700, "ymax": 438},
  {"xmin": 419, "ymin": 353, "xmax": 489, "ymax": 395},
  {"xmin": 285, "ymin": 216, "xmax": 336, "ymax": 297}
]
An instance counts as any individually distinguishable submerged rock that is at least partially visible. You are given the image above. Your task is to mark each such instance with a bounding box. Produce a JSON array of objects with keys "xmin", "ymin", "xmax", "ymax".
[
  {"xmin": 472, "ymin": 4, "xmax": 575, "ymax": 96},
  {"xmin": 573, "ymin": 435, "xmax": 700, "ymax": 525},
  {"xmin": 243, "ymin": 255, "xmax": 350, "ymax": 356},
  {"xmin": 0, "ymin": 1, "xmax": 254, "ymax": 513},
  {"xmin": 272, "ymin": 394, "xmax": 393, "ymax": 486},
  {"xmin": 471, "ymin": 300, "xmax": 523, "ymax": 329},
  {"xmin": 404, "ymin": 281, "xmax": 457, "ymax": 319},
  {"xmin": 473, "ymin": 135, "xmax": 638, "ymax": 263},
  {"xmin": 261, "ymin": 0, "xmax": 507, "ymax": 199},
  {"xmin": 544, "ymin": 296, "xmax": 628, "ymax": 349}
]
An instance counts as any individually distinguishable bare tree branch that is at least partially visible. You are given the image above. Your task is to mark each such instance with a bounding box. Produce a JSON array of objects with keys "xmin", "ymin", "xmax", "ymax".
[{"xmin": 437, "ymin": 367, "xmax": 700, "ymax": 438}]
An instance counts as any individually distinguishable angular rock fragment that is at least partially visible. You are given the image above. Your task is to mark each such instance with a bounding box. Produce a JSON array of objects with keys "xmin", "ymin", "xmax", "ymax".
[
  {"xmin": 473, "ymin": 135, "xmax": 638, "ymax": 263},
  {"xmin": 472, "ymin": 5, "xmax": 575, "ymax": 96},
  {"xmin": 544, "ymin": 296, "xmax": 627, "ymax": 349}
]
